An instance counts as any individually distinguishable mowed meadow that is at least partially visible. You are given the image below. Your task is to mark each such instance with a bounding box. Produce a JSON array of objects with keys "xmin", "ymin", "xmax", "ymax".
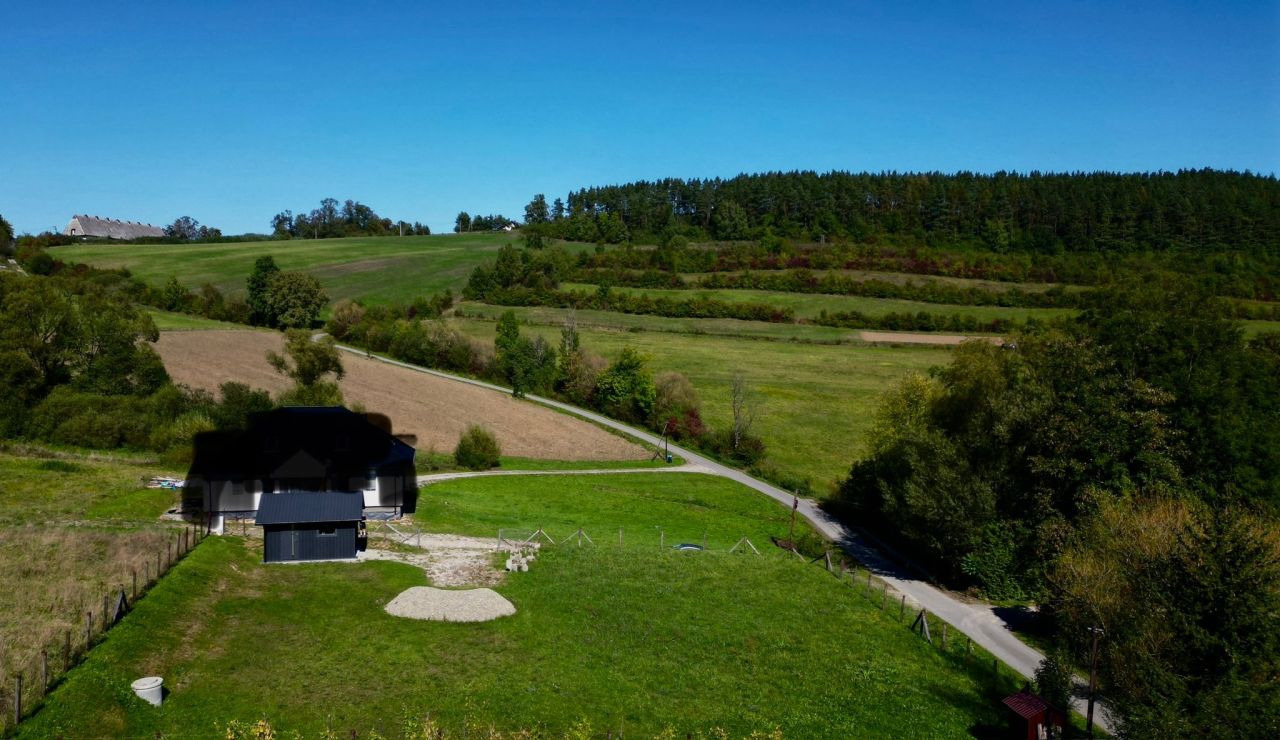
[
  {"xmin": 54, "ymin": 233, "xmax": 591, "ymax": 306},
  {"xmin": 21, "ymin": 475, "xmax": 1022, "ymax": 738},
  {"xmin": 451, "ymin": 311, "xmax": 952, "ymax": 489}
]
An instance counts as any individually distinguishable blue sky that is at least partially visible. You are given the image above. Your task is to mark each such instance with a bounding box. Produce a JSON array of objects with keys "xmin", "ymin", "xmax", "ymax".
[{"xmin": 1, "ymin": 1, "xmax": 1277, "ymax": 235}]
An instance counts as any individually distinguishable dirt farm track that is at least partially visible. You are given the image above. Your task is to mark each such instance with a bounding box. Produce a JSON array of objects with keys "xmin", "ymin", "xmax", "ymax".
[{"xmin": 155, "ymin": 330, "xmax": 646, "ymax": 461}]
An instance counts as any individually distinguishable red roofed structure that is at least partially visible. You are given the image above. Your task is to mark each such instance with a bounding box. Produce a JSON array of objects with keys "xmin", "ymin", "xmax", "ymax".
[{"xmin": 1002, "ymin": 690, "xmax": 1065, "ymax": 740}]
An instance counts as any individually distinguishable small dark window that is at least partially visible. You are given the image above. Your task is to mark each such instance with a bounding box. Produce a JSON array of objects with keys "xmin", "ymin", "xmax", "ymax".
[{"xmin": 317, "ymin": 525, "xmax": 337, "ymax": 537}]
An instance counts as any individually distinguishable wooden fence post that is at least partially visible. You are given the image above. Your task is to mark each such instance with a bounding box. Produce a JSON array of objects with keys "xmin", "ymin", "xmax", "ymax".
[
  {"xmin": 899, "ymin": 594, "xmax": 906, "ymax": 620},
  {"xmin": 63, "ymin": 631, "xmax": 71, "ymax": 669},
  {"xmin": 167, "ymin": 540, "xmax": 172, "ymax": 570},
  {"xmin": 966, "ymin": 636, "xmax": 972, "ymax": 655},
  {"xmin": 156, "ymin": 551, "xmax": 161, "ymax": 580},
  {"xmin": 823, "ymin": 550, "xmax": 832, "ymax": 572},
  {"xmin": 13, "ymin": 673, "xmax": 21, "ymax": 725},
  {"xmin": 866, "ymin": 570, "xmax": 872, "ymax": 596},
  {"xmin": 85, "ymin": 612, "xmax": 92, "ymax": 649},
  {"xmin": 41, "ymin": 650, "xmax": 48, "ymax": 692},
  {"xmin": 132, "ymin": 569, "xmax": 137, "ymax": 599}
]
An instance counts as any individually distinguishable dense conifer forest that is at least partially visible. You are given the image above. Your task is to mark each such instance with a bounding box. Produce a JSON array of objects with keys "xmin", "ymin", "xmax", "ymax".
[{"xmin": 531, "ymin": 169, "xmax": 1280, "ymax": 255}]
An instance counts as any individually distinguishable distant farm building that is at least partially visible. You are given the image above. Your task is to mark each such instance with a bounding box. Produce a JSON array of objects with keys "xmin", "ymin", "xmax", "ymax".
[
  {"xmin": 184, "ymin": 407, "xmax": 418, "ymax": 562},
  {"xmin": 63, "ymin": 214, "xmax": 165, "ymax": 240}
]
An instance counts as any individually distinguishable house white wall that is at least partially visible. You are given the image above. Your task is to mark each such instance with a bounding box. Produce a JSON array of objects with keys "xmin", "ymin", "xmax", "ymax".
[{"xmin": 198, "ymin": 469, "xmax": 411, "ymax": 533}]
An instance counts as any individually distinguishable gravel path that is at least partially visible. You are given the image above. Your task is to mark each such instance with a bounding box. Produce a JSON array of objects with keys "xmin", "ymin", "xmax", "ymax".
[
  {"xmin": 337, "ymin": 341, "xmax": 1114, "ymax": 733},
  {"xmin": 384, "ymin": 586, "xmax": 516, "ymax": 622},
  {"xmin": 360, "ymin": 533, "xmax": 535, "ymax": 586}
]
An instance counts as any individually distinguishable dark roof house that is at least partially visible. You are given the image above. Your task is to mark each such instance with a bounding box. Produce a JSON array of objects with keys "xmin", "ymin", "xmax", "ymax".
[
  {"xmin": 256, "ymin": 491, "xmax": 365, "ymax": 563},
  {"xmin": 185, "ymin": 407, "xmax": 417, "ymax": 547},
  {"xmin": 63, "ymin": 215, "xmax": 165, "ymax": 240}
]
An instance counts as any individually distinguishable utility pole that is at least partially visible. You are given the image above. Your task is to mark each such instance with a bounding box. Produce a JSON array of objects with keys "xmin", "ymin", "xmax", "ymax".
[{"xmin": 1086, "ymin": 625, "xmax": 1104, "ymax": 738}]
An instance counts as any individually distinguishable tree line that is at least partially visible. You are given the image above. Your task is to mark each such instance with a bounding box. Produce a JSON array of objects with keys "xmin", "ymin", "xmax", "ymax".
[
  {"xmin": 829, "ymin": 278, "xmax": 1280, "ymax": 734},
  {"xmin": 453, "ymin": 212, "xmax": 515, "ymax": 233},
  {"xmin": 521, "ymin": 169, "xmax": 1280, "ymax": 255},
  {"xmin": 272, "ymin": 198, "xmax": 429, "ymax": 239}
]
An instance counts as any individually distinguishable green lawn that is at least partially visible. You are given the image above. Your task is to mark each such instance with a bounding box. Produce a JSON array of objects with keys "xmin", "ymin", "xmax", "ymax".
[
  {"xmin": 454, "ymin": 317, "xmax": 952, "ymax": 491},
  {"xmin": 414, "ymin": 472, "xmax": 813, "ymax": 548},
  {"xmin": 23, "ymin": 474, "xmax": 1019, "ymax": 738},
  {"xmin": 562, "ymin": 282, "xmax": 1076, "ymax": 324},
  {"xmin": 55, "ymin": 234, "xmax": 596, "ymax": 306}
]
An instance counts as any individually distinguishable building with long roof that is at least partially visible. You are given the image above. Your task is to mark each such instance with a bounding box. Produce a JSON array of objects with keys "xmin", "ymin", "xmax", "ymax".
[{"xmin": 63, "ymin": 214, "xmax": 165, "ymax": 240}]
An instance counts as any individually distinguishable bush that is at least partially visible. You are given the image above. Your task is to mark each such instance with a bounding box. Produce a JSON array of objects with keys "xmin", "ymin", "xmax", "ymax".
[
  {"xmin": 706, "ymin": 428, "xmax": 767, "ymax": 466},
  {"xmin": 455, "ymin": 425, "xmax": 501, "ymax": 470},
  {"xmin": 1034, "ymin": 647, "xmax": 1074, "ymax": 713}
]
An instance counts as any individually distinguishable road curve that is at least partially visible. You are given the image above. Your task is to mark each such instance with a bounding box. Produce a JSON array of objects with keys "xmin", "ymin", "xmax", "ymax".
[{"xmin": 337, "ymin": 342, "xmax": 1112, "ymax": 732}]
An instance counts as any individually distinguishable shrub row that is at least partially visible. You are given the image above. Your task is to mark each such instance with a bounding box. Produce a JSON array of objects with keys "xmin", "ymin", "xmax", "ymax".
[
  {"xmin": 573, "ymin": 267, "xmax": 1086, "ymax": 308},
  {"xmin": 814, "ymin": 309, "xmax": 1019, "ymax": 334},
  {"xmin": 483, "ymin": 286, "xmax": 794, "ymax": 324}
]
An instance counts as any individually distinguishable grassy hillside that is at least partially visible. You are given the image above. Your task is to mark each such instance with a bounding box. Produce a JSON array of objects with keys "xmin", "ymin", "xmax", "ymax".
[
  {"xmin": 55, "ymin": 233, "xmax": 590, "ymax": 305},
  {"xmin": 453, "ymin": 316, "xmax": 951, "ymax": 490},
  {"xmin": 23, "ymin": 474, "xmax": 1020, "ymax": 737}
]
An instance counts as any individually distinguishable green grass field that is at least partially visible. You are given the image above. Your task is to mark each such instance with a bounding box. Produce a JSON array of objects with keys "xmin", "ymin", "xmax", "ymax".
[
  {"xmin": 56, "ymin": 234, "xmax": 593, "ymax": 306},
  {"xmin": 145, "ymin": 309, "xmax": 258, "ymax": 332},
  {"xmin": 562, "ymin": 282, "xmax": 1076, "ymax": 324},
  {"xmin": 1243, "ymin": 319, "xmax": 1280, "ymax": 337},
  {"xmin": 457, "ymin": 302, "xmax": 867, "ymax": 343},
  {"xmin": 22, "ymin": 474, "xmax": 1019, "ymax": 738},
  {"xmin": 453, "ymin": 316, "xmax": 952, "ymax": 491},
  {"xmin": 0, "ymin": 451, "xmax": 179, "ymax": 525},
  {"xmin": 415, "ymin": 472, "xmax": 813, "ymax": 547}
]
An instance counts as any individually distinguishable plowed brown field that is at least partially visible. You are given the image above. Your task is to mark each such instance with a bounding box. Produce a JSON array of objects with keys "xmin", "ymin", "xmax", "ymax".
[{"xmin": 154, "ymin": 330, "xmax": 645, "ymax": 461}]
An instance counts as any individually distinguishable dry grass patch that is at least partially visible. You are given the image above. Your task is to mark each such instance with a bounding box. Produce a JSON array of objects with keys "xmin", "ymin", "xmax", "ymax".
[{"xmin": 154, "ymin": 330, "xmax": 646, "ymax": 461}]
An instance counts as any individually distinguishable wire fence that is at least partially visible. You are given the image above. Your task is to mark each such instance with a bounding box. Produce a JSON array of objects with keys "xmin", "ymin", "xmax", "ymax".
[{"xmin": 0, "ymin": 524, "xmax": 205, "ymax": 733}]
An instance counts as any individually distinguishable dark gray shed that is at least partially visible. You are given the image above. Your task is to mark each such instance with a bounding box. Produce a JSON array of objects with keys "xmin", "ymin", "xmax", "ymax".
[{"xmin": 255, "ymin": 492, "xmax": 364, "ymax": 563}]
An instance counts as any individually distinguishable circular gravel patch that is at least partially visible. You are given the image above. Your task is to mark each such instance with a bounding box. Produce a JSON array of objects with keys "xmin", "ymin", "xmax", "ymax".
[{"xmin": 385, "ymin": 586, "xmax": 516, "ymax": 622}]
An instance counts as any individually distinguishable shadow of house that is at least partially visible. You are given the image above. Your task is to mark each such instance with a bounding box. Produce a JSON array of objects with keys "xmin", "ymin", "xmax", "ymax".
[{"xmin": 183, "ymin": 406, "xmax": 417, "ymax": 536}]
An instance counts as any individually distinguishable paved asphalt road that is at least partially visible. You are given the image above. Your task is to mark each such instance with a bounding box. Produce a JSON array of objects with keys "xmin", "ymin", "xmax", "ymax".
[{"xmin": 338, "ymin": 342, "xmax": 1113, "ymax": 733}]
